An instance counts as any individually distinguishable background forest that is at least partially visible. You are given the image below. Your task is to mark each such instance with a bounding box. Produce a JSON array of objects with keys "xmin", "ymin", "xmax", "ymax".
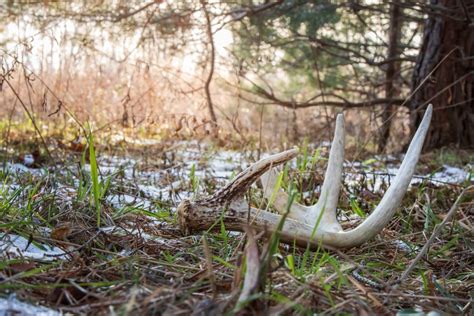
[
  {"xmin": 0, "ymin": 0, "xmax": 472, "ymax": 151},
  {"xmin": 0, "ymin": 1, "xmax": 472, "ymax": 315}
]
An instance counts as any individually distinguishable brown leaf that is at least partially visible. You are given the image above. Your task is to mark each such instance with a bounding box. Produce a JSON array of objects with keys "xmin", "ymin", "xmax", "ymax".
[{"xmin": 51, "ymin": 223, "xmax": 72, "ymax": 240}]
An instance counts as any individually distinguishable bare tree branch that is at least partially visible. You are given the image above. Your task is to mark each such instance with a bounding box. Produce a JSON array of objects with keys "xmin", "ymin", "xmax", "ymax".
[{"xmin": 200, "ymin": 0, "xmax": 217, "ymax": 123}]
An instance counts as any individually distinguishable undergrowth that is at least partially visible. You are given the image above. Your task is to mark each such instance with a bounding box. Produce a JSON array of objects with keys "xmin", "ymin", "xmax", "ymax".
[{"xmin": 0, "ymin": 128, "xmax": 472, "ymax": 315}]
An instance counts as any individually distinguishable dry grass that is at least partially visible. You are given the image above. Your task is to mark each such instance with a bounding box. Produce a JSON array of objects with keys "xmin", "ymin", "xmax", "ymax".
[{"xmin": 0, "ymin": 128, "xmax": 472, "ymax": 315}]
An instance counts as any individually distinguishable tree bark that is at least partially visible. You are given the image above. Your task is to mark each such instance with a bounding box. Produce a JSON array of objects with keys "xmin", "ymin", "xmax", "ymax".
[
  {"xmin": 378, "ymin": 0, "xmax": 402, "ymax": 152},
  {"xmin": 410, "ymin": 0, "xmax": 474, "ymax": 149}
]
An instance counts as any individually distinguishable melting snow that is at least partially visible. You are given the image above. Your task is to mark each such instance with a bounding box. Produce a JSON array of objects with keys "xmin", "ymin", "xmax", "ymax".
[
  {"xmin": 3, "ymin": 163, "xmax": 44, "ymax": 176},
  {"xmin": 2, "ymin": 141, "xmax": 469, "ymax": 212},
  {"xmin": 0, "ymin": 234, "xmax": 67, "ymax": 261},
  {"xmin": 427, "ymin": 165, "xmax": 471, "ymax": 184},
  {"xmin": 107, "ymin": 194, "xmax": 153, "ymax": 209},
  {"xmin": 0, "ymin": 294, "xmax": 60, "ymax": 316},
  {"xmin": 344, "ymin": 163, "xmax": 470, "ymax": 193},
  {"xmin": 392, "ymin": 240, "xmax": 419, "ymax": 253},
  {"xmin": 109, "ymin": 132, "xmax": 162, "ymax": 146},
  {"xmin": 23, "ymin": 154, "xmax": 35, "ymax": 167}
]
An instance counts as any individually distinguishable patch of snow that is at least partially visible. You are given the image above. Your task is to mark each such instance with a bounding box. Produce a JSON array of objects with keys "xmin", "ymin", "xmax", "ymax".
[
  {"xmin": 374, "ymin": 154, "xmax": 398, "ymax": 162},
  {"xmin": 337, "ymin": 212, "xmax": 362, "ymax": 225},
  {"xmin": 118, "ymin": 249, "xmax": 134, "ymax": 257},
  {"xmin": 0, "ymin": 294, "xmax": 60, "ymax": 316},
  {"xmin": 319, "ymin": 140, "xmax": 332, "ymax": 147},
  {"xmin": 344, "ymin": 169, "xmax": 395, "ymax": 193},
  {"xmin": 172, "ymin": 190, "xmax": 192, "ymax": 203},
  {"xmin": 4, "ymin": 162, "xmax": 45, "ymax": 176},
  {"xmin": 392, "ymin": 240, "xmax": 419, "ymax": 253},
  {"xmin": 109, "ymin": 133, "xmax": 162, "ymax": 146},
  {"xmin": 0, "ymin": 234, "xmax": 67, "ymax": 261},
  {"xmin": 138, "ymin": 184, "xmax": 164, "ymax": 199},
  {"xmin": 4, "ymin": 163, "xmax": 43, "ymax": 176},
  {"xmin": 107, "ymin": 194, "xmax": 152, "ymax": 209},
  {"xmin": 0, "ymin": 183, "xmax": 20, "ymax": 194},
  {"xmin": 109, "ymin": 132, "xmax": 125, "ymax": 143},
  {"xmin": 396, "ymin": 307, "xmax": 441, "ymax": 316},
  {"xmin": 23, "ymin": 154, "xmax": 35, "ymax": 167},
  {"xmin": 429, "ymin": 165, "xmax": 470, "ymax": 184},
  {"xmin": 344, "ymin": 164, "xmax": 470, "ymax": 193},
  {"xmin": 301, "ymin": 191, "xmax": 314, "ymax": 200},
  {"xmin": 346, "ymin": 161, "xmax": 362, "ymax": 168},
  {"xmin": 138, "ymin": 183, "xmax": 183, "ymax": 201}
]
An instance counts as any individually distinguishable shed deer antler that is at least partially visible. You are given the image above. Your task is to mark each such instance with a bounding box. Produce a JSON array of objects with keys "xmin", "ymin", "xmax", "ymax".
[{"xmin": 178, "ymin": 105, "xmax": 433, "ymax": 248}]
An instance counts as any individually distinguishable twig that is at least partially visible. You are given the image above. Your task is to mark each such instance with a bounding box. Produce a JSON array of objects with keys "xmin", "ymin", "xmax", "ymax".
[
  {"xmin": 3, "ymin": 76, "xmax": 53, "ymax": 160},
  {"xmin": 257, "ymin": 104, "xmax": 264, "ymax": 160},
  {"xmin": 457, "ymin": 0, "xmax": 472, "ymax": 24},
  {"xmin": 200, "ymin": 0, "xmax": 218, "ymax": 124},
  {"xmin": 347, "ymin": 275, "xmax": 383, "ymax": 308},
  {"xmin": 394, "ymin": 185, "xmax": 473, "ymax": 286}
]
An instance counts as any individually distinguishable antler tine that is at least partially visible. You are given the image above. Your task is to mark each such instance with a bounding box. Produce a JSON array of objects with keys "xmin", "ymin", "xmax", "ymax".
[
  {"xmin": 261, "ymin": 113, "xmax": 345, "ymax": 232},
  {"xmin": 177, "ymin": 105, "xmax": 433, "ymax": 249},
  {"xmin": 204, "ymin": 148, "xmax": 298, "ymax": 205},
  {"xmin": 308, "ymin": 113, "xmax": 345, "ymax": 232},
  {"xmin": 178, "ymin": 149, "xmax": 298, "ymax": 235},
  {"xmin": 326, "ymin": 104, "xmax": 433, "ymax": 247},
  {"xmin": 258, "ymin": 106, "xmax": 432, "ymax": 248}
]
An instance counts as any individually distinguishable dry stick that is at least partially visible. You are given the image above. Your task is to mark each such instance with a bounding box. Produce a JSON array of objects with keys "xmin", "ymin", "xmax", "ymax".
[
  {"xmin": 311, "ymin": 46, "xmax": 332, "ymax": 141},
  {"xmin": 394, "ymin": 185, "xmax": 473, "ymax": 287},
  {"xmin": 3, "ymin": 77, "xmax": 53, "ymax": 160},
  {"xmin": 257, "ymin": 104, "xmax": 265, "ymax": 160},
  {"xmin": 1, "ymin": 50, "xmax": 87, "ymax": 134},
  {"xmin": 418, "ymin": 71, "xmax": 474, "ymax": 110},
  {"xmin": 2, "ymin": 98, "xmax": 17, "ymax": 166}
]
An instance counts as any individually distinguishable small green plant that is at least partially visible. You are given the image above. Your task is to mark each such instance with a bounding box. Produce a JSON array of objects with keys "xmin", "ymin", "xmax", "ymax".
[
  {"xmin": 0, "ymin": 176, "xmax": 21, "ymax": 217},
  {"xmin": 420, "ymin": 270, "xmax": 430, "ymax": 294},
  {"xmin": 88, "ymin": 131, "xmax": 101, "ymax": 226},
  {"xmin": 349, "ymin": 196, "xmax": 366, "ymax": 218},
  {"xmin": 423, "ymin": 203, "xmax": 439, "ymax": 233},
  {"xmin": 285, "ymin": 254, "xmax": 296, "ymax": 275},
  {"xmin": 86, "ymin": 130, "xmax": 112, "ymax": 227},
  {"xmin": 189, "ymin": 163, "xmax": 199, "ymax": 195}
]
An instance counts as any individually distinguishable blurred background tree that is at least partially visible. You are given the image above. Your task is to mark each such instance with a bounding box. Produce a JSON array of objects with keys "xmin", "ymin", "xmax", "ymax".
[
  {"xmin": 0, "ymin": 0, "xmax": 472, "ymax": 151},
  {"xmin": 410, "ymin": 0, "xmax": 473, "ymax": 149},
  {"xmin": 228, "ymin": 0, "xmax": 473, "ymax": 149}
]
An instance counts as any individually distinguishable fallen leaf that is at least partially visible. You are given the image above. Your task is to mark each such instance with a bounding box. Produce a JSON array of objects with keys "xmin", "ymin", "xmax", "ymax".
[{"xmin": 51, "ymin": 223, "xmax": 72, "ymax": 240}]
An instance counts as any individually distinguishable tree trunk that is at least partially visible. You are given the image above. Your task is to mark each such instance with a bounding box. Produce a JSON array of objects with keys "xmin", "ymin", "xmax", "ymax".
[
  {"xmin": 201, "ymin": 0, "xmax": 218, "ymax": 125},
  {"xmin": 410, "ymin": 0, "xmax": 474, "ymax": 149},
  {"xmin": 378, "ymin": 0, "xmax": 402, "ymax": 152}
]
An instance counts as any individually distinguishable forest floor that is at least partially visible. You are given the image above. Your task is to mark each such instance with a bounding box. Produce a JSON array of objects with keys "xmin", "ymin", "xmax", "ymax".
[{"xmin": 0, "ymin": 128, "xmax": 473, "ymax": 315}]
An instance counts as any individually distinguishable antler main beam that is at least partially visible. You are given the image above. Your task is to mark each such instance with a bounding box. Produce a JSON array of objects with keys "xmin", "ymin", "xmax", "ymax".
[{"xmin": 177, "ymin": 105, "xmax": 433, "ymax": 248}]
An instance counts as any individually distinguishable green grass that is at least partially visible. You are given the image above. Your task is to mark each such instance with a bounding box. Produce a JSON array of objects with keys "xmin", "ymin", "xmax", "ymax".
[
  {"xmin": 0, "ymin": 126, "xmax": 471, "ymax": 315},
  {"xmin": 88, "ymin": 131, "xmax": 102, "ymax": 227}
]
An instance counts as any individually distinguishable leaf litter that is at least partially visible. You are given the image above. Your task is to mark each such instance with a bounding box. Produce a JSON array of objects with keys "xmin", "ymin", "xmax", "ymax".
[{"xmin": 0, "ymin": 140, "xmax": 472, "ymax": 314}]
